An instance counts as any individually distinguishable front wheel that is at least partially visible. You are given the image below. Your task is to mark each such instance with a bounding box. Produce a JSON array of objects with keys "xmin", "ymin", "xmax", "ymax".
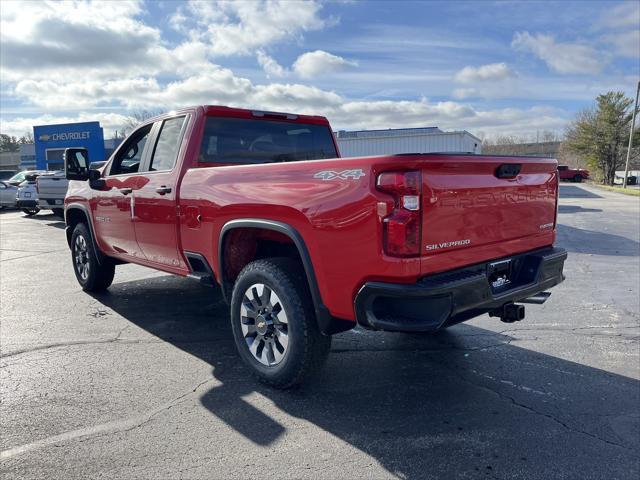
[
  {"xmin": 22, "ymin": 208, "xmax": 39, "ymax": 216},
  {"xmin": 71, "ymin": 223, "xmax": 115, "ymax": 291},
  {"xmin": 573, "ymin": 175, "xmax": 583, "ymax": 183},
  {"xmin": 230, "ymin": 258, "xmax": 331, "ymax": 389}
]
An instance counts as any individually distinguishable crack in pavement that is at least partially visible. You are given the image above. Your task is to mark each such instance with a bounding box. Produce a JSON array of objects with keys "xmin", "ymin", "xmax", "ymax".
[
  {"xmin": 437, "ymin": 361, "xmax": 635, "ymax": 453},
  {"xmin": 0, "ymin": 377, "xmax": 217, "ymax": 460},
  {"xmin": 0, "ymin": 337, "xmax": 227, "ymax": 360}
]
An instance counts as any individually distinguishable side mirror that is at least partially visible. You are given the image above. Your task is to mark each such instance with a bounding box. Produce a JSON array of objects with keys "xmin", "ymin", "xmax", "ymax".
[
  {"xmin": 88, "ymin": 167, "xmax": 106, "ymax": 190},
  {"xmin": 65, "ymin": 148, "xmax": 90, "ymax": 180}
]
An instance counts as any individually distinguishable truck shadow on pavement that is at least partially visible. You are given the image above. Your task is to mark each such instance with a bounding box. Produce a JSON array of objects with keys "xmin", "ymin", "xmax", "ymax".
[
  {"xmin": 557, "ymin": 205, "xmax": 602, "ymax": 214},
  {"xmin": 91, "ymin": 276, "xmax": 639, "ymax": 479}
]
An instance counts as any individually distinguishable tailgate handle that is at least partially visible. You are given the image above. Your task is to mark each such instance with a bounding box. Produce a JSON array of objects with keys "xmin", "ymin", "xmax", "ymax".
[{"xmin": 495, "ymin": 164, "xmax": 521, "ymax": 179}]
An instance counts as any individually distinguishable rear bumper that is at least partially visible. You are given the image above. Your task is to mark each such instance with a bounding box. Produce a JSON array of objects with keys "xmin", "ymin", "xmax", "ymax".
[
  {"xmin": 355, "ymin": 247, "xmax": 567, "ymax": 332},
  {"xmin": 39, "ymin": 198, "xmax": 64, "ymax": 208},
  {"xmin": 16, "ymin": 200, "xmax": 38, "ymax": 209}
]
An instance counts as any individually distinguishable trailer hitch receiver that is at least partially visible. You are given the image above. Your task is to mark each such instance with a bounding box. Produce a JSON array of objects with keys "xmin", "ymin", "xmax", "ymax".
[{"xmin": 490, "ymin": 303, "xmax": 525, "ymax": 323}]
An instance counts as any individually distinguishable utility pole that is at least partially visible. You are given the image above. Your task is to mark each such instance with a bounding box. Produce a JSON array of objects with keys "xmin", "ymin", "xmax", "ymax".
[{"xmin": 623, "ymin": 80, "xmax": 639, "ymax": 188}]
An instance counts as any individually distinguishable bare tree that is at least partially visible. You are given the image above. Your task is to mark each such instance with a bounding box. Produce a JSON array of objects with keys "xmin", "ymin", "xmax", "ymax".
[
  {"xmin": 122, "ymin": 109, "xmax": 165, "ymax": 135},
  {"xmin": 19, "ymin": 131, "xmax": 34, "ymax": 144}
]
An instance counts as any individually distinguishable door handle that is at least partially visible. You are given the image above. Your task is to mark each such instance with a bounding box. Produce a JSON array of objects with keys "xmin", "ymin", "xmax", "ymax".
[
  {"xmin": 156, "ymin": 186, "xmax": 172, "ymax": 195},
  {"xmin": 119, "ymin": 187, "xmax": 132, "ymax": 195}
]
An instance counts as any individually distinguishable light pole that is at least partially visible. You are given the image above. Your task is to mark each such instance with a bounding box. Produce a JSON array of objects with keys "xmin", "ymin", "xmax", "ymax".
[{"xmin": 623, "ymin": 80, "xmax": 639, "ymax": 188}]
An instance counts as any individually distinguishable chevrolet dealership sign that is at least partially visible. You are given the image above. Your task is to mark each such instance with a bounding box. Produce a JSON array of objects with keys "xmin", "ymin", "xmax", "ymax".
[
  {"xmin": 33, "ymin": 121, "xmax": 104, "ymax": 169},
  {"xmin": 38, "ymin": 131, "xmax": 91, "ymax": 142}
]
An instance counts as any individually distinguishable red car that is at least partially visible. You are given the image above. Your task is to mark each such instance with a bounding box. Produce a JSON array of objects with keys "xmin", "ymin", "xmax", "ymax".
[
  {"xmin": 558, "ymin": 165, "xmax": 589, "ymax": 182},
  {"xmin": 64, "ymin": 106, "xmax": 567, "ymax": 387}
]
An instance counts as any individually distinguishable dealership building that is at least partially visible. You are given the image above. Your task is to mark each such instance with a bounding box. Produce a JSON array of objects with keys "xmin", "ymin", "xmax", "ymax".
[
  {"xmin": 2, "ymin": 121, "xmax": 123, "ymax": 171},
  {"xmin": 335, "ymin": 127, "xmax": 482, "ymax": 157}
]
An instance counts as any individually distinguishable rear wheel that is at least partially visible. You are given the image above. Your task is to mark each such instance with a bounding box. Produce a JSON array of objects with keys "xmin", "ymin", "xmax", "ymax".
[
  {"xmin": 573, "ymin": 174, "xmax": 582, "ymax": 183},
  {"xmin": 71, "ymin": 223, "xmax": 115, "ymax": 291},
  {"xmin": 22, "ymin": 208, "xmax": 39, "ymax": 216},
  {"xmin": 230, "ymin": 258, "xmax": 331, "ymax": 389}
]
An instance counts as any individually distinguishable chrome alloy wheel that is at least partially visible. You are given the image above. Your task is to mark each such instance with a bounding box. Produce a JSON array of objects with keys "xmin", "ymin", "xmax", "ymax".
[
  {"xmin": 74, "ymin": 235, "xmax": 90, "ymax": 281},
  {"xmin": 241, "ymin": 283, "xmax": 289, "ymax": 366}
]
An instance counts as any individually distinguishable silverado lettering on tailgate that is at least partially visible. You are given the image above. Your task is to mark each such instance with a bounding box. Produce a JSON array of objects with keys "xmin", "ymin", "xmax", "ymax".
[{"xmin": 425, "ymin": 239, "xmax": 471, "ymax": 251}]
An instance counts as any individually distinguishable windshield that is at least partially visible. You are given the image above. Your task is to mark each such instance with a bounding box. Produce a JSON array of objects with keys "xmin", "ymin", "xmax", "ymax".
[
  {"xmin": 8, "ymin": 172, "xmax": 25, "ymax": 183},
  {"xmin": 199, "ymin": 117, "xmax": 337, "ymax": 165}
]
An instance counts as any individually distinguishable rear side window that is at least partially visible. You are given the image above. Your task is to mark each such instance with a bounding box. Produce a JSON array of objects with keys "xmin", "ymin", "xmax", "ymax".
[
  {"xmin": 149, "ymin": 116, "xmax": 187, "ymax": 171},
  {"xmin": 199, "ymin": 117, "xmax": 337, "ymax": 164}
]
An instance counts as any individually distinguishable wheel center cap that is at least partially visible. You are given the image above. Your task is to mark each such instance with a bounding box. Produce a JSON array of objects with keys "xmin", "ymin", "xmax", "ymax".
[{"xmin": 256, "ymin": 314, "xmax": 270, "ymax": 335}]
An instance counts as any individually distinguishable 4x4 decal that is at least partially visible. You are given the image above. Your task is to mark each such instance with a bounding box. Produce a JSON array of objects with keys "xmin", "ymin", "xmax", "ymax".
[{"xmin": 314, "ymin": 169, "xmax": 366, "ymax": 181}]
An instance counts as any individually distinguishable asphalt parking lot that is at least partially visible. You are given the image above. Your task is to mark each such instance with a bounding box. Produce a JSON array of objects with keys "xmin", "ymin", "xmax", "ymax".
[{"xmin": 1, "ymin": 184, "xmax": 639, "ymax": 479}]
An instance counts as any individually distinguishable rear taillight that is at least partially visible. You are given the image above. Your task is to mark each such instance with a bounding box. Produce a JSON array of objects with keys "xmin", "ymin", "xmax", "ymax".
[
  {"xmin": 35, "ymin": 178, "xmax": 40, "ymax": 194},
  {"xmin": 377, "ymin": 170, "xmax": 421, "ymax": 257}
]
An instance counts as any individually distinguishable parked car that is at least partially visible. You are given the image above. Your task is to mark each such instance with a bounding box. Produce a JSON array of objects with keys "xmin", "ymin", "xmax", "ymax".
[
  {"xmin": 36, "ymin": 170, "xmax": 67, "ymax": 217},
  {"xmin": 0, "ymin": 170, "xmax": 17, "ymax": 181},
  {"xmin": 16, "ymin": 174, "xmax": 41, "ymax": 216},
  {"xmin": 558, "ymin": 165, "xmax": 589, "ymax": 182},
  {"xmin": 64, "ymin": 105, "xmax": 567, "ymax": 388},
  {"xmin": 6, "ymin": 170, "xmax": 46, "ymax": 186},
  {"xmin": 0, "ymin": 180, "xmax": 18, "ymax": 208}
]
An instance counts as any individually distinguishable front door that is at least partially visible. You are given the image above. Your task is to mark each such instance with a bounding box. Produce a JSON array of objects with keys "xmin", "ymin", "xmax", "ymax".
[
  {"xmin": 92, "ymin": 124, "xmax": 153, "ymax": 259},
  {"xmin": 132, "ymin": 115, "xmax": 189, "ymax": 271}
]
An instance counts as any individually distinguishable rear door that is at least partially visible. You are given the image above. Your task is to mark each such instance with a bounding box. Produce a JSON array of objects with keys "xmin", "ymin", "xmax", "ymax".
[{"xmin": 132, "ymin": 115, "xmax": 189, "ymax": 271}]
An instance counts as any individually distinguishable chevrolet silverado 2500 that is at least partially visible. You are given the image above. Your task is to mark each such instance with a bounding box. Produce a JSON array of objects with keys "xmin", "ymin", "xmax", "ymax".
[{"xmin": 64, "ymin": 105, "xmax": 567, "ymax": 388}]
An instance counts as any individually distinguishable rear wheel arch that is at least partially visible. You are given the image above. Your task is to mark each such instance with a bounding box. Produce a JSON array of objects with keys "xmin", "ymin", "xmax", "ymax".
[{"xmin": 218, "ymin": 219, "xmax": 354, "ymax": 335}]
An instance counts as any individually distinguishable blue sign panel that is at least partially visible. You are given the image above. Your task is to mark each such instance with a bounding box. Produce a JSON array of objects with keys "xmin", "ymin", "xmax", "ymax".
[{"xmin": 33, "ymin": 121, "xmax": 105, "ymax": 170}]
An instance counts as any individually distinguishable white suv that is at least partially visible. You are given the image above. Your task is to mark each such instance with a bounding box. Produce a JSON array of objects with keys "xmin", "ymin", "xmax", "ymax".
[{"xmin": 16, "ymin": 177, "xmax": 40, "ymax": 216}]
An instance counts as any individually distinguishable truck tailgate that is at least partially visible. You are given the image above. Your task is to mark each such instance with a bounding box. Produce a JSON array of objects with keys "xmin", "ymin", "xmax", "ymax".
[
  {"xmin": 420, "ymin": 156, "xmax": 558, "ymax": 274},
  {"xmin": 37, "ymin": 173, "xmax": 68, "ymax": 197}
]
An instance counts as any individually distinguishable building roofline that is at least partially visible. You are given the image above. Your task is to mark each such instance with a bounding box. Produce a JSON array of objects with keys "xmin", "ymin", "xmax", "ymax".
[{"xmin": 336, "ymin": 130, "xmax": 482, "ymax": 142}]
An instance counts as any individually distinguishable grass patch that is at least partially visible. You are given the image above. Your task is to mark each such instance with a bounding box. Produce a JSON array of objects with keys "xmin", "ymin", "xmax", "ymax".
[{"xmin": 591, "ymin": 184, "xmax": 640, "ymax": 197}]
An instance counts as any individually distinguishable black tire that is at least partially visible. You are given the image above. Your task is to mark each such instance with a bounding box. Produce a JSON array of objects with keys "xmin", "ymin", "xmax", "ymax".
[
  {"xmin": 230, "ymin": 258, "xmax": 331, "ymax": 389},
  {"xmin": 573, "ymin": 175, "xmax": 582, "ymax": 183},
  {"xmin": 22, "ymin": 208, "xmax": 39, "ymax": 216},
  {"xmin": 52, "ymin": 208, "xmax": 65, "ymax": 218},
  {"xmin": 70, "ymin": 223, "xmax": 115, "ymax": 292}
]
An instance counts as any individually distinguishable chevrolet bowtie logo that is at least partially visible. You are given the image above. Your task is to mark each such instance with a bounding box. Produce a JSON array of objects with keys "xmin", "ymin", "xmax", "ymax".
[{"xmin": 38, "ymin": 134, "xmax": 50, "ymax": 141}]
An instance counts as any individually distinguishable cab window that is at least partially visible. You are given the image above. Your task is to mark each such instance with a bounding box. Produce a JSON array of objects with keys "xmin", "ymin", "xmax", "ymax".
[
  {"xmin": 109, "ymin": 124, "xmax": 152, "ymax": 176},
  {"xmin": 148, "ymin": 116, "xmax": 187, "ymax": 172}
]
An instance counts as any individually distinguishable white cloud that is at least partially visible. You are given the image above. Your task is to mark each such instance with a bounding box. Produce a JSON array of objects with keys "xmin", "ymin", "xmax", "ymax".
[
  {"xmin": 292, "ymin": 50, "xmax": 357, "ymax": 78},
  {"xmin": 0, "ymin": 0, "xmax": 167, "ymax": 81},
  {"xmin": 597, "ymin": 2, "xmax": 640, "ymax": 29},
  {"xmin": 512, "ymin": 32, "xmax": 605, "ymax": 74},
  {"xmin": 2, "ymin": 64, "xmax": 569, "ymax": 138},
  {"xmin": 453, "ymin": 63, "xmax": 515, "ymax": 83},
  {"xmin": 256, "ymin": 51, "xmax": 287, "ymax": 78},
  {"xmin": 184, "ymin": 0, "xmax": 328, "ymax": 56},
  {"xmin": 601, "ymin": 29, "xmax": 640, "ymax": 59}
]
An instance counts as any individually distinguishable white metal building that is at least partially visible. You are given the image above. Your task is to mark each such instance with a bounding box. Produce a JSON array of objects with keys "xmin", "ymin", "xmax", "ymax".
[{"xmin": 335, "ymin": 127, "xmax": 482, "ymax": 157}]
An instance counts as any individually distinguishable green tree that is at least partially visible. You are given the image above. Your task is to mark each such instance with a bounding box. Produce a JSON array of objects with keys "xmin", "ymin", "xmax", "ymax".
[
  {"xmin": 565, "ymin": 91, "xmax": 639, "ymax": 185},
  {"xmin": 0, "ymin": 134, "xmax": 20, "ymax": 152}
]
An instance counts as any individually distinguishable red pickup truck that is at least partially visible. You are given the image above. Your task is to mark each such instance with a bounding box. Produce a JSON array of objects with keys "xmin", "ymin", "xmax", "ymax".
[
  {"xmin": 64, "ymin": 105, "xmax": 567, "ymax": 387},
  {"xmin": 558, "ymin": 165, "xmax": 589, "ymax": 182}
]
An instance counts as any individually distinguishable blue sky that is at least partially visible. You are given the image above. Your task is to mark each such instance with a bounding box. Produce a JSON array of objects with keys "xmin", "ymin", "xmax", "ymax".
[{"xmin": 1, "ymin": 0, "xmax": 638, "ymax": 139}]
